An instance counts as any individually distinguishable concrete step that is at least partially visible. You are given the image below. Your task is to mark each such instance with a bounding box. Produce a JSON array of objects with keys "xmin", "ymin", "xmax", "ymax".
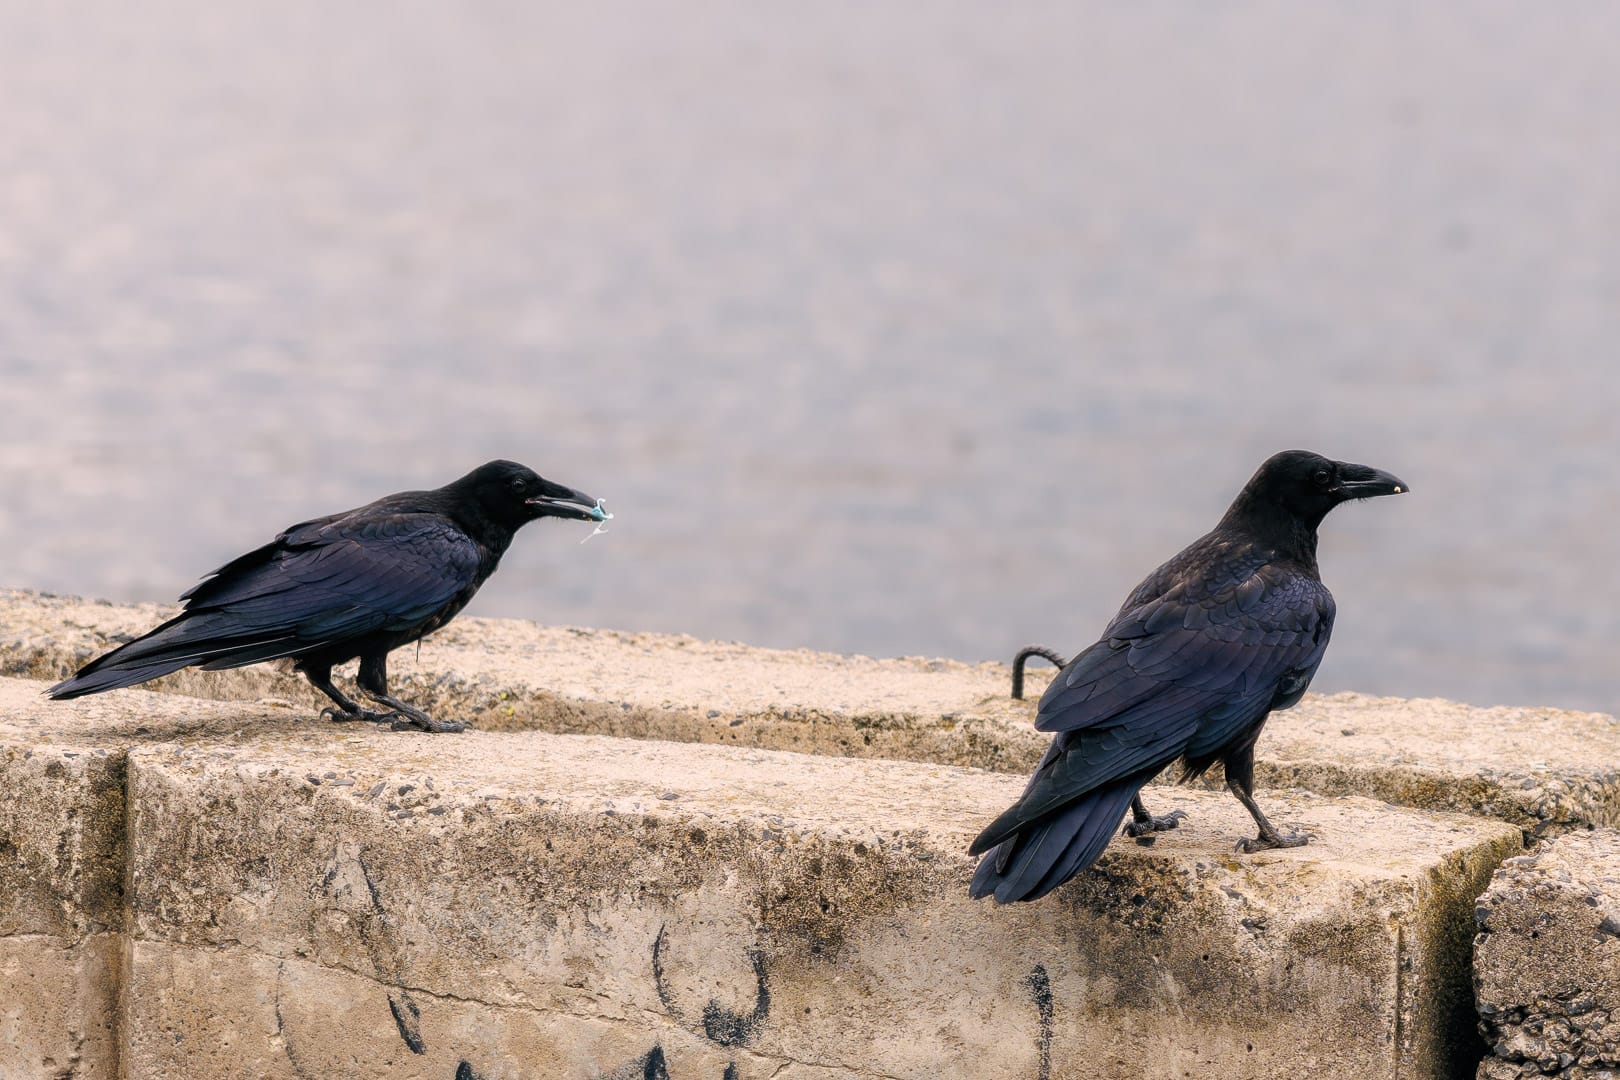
[
  {"xmin": 1, "ymin": 676, "xmax": 1518, "ymax": 1079},
  {"xmin": 1475, "ymin": 829, "xmax": 1620, "ymax": 1079},
  {"xmin": 5, "ymin": 589, "xmax": 1617, "ymax": 837}
]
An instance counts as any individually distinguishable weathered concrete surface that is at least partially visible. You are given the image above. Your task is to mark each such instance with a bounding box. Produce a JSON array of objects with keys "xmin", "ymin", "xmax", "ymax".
[
  {"xmin": 0, "ymin": 680, "xmax": 344, "ymax": 1080},
  {"xmin": 4, "ymin": 590, "xmax": 1617, "ymax": 838},
  {"xmin": 0, "ymin": 694, "xmax": 129, "ymax": 1080},
  {"xmin": 0, "ymin": 933, "xmax": 121, "ymax": 1080},
  {"xmin": 124, "ymin": 944, "xmax": 833, "ymax": 1080},
  {"xmin": 1475, "ymin": 830, "xmax": 1620, "ymax": 1079},
  {"xmin": 0, "ymin": 588, "xmax": 1038, "ymax": 768},
  {"xmin": 0, "ymin": 676, "xmax": 1521, "ymax": 1078}
]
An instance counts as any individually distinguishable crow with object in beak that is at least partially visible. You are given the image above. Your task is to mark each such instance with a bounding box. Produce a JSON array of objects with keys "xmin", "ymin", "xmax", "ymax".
[{"xmin": 49, "ymin": 460, "xmax": 610, "ymax": 733}]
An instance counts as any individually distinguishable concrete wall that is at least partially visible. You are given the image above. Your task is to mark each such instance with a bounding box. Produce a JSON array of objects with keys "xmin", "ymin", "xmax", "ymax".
[
  {"xmin": 1475, "ymin": 831, "xmax": 1620, "ymax": 1079},
  {"xmin": 1, "ymin": 591, "xmax": 1615, "ymax": 1079}
]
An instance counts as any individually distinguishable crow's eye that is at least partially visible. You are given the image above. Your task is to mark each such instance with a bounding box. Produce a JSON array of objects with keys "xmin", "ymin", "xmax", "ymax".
[
  {"xmin": 510, "ymin": 477, "xmax": 528, "ymax": 494},
  {"xmin": 1313, "ymin": 468, "xmax": 1332, "ymax": 486}
]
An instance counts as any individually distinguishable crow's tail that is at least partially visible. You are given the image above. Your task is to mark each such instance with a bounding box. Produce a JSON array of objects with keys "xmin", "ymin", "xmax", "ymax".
[
  {"xmin": 46, "ymin": 611, "xmax": 300, "ymax": 700},
  {"xmin": 968, "ymin": 780, "xmax": 1143, "ymax": 904}
]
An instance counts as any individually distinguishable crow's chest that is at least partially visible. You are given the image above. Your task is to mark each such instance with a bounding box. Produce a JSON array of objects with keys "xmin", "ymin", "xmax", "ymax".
[{"xmin": 408, "ymin": 554, "xmax": 501, "ymax": 641}]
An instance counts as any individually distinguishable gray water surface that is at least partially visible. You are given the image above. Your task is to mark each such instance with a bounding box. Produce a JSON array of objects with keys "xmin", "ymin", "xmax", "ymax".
[{"xmin": 1, "ymin": 3, "xmax": 1616, "ymax": 712}]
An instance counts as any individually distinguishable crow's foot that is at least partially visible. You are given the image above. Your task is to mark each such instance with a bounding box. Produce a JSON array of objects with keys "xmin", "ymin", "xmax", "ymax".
[
  {"xmin": 1123, "ymin": 809, "xmax": 1187, "ymax": 845},
  {"xmin": 321, "ymin": 704, "xmax": 465, "ymax": 733},
  {"xmin": 354, "ymin": 687, "xmax": 469, "ymax": 734},
  {"xmin": 389, "ymin": 714, "xmax": 467, "ymax": 734},
  {"xmin": 1234, "ymin": 830, "xmax": 1310, "ymax": 854},
  {"xmin": 321, "ymin": 705, "xmax": 401, "ymax": 725}
]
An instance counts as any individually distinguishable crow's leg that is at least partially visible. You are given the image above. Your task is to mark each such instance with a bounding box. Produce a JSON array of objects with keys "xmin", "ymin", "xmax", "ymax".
[
  {"xmin": 1228, "ymin": 781, "xmax": 1309, "ymax": 852},
  {"xmin": 356, "ymin": 652, "xmax": 466, "ymax": 734},
  {"xmin": 1121, "ymin": 793, "xmax": 1187, "ymax": 845},
  {"xmin": 301, "ymin": 663, "xmax": 399, "ymax": 724},
  {"xmin": 1224, "ymin": 743, "xmax": 1308, "ymax": 852}
]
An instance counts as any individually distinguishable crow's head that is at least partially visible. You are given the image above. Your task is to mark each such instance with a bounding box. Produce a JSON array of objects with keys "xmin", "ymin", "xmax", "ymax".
[
  {"xmin": 459, "ymin": 460, "xmax": 609, "ymax": 529},
  {"xmin": 1241, "ymin": 450, "xmax": 1408, "ymax": 527}
]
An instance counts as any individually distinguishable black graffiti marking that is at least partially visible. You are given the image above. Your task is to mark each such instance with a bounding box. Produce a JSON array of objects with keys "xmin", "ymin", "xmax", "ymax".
[
  {"xmin": 272, "ymin": 962, "xmax": 318, "ymax": 1080},
  {"xmin": 651, "ymin": 924, "xmax": 678, "ymax": 1014},
  {"xmin": 358, "ymin": 852, "xmax": 386, "ymax": 913},
  {"xmin": 642, "ymin": 1046, "xmax": 671, "ymax": 1080},
  {"xmin": 1025, "ymin": 964, "xmax": 1053, "ymax": 1080},
  {"xmin": 454, "ymin": 1062, "xmax": 487, "ymax": 1080},
  {"xmin": 722, "ymin": 1064, "xmax": 739, "ymax": 1080},
  {"xmin": 601, "ymin": 1044, "xmax": 671, "ymax": 1080},
  {"xmin": 335, "ymin": 849, "xmax": 427, "ymax": 1058},
  {"xmin": 701, "ymin": 948, "xmax": 769, "ymax": 1048},
  {"xmin": 651, "ymin": 923, "xmax": 771, "ymax": 1048},
  {"xmin": 388, "ymin": 990, "xmax": 426, "ymax": 1055}
]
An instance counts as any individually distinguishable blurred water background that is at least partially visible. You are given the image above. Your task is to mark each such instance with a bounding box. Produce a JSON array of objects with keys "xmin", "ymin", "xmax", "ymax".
[{"xmin": 1, "ymin": 2, "xmax": 1616, "ymax": 712}]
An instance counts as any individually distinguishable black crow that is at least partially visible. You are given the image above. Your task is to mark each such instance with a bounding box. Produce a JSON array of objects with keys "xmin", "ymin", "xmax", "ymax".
[
  {"xmin": 970, "ymin": 450, "xmax": 1406, "ymax": 903},
  {"xmin": 48, "ymin": 460, "xmax": 607, "ymax": 732}
]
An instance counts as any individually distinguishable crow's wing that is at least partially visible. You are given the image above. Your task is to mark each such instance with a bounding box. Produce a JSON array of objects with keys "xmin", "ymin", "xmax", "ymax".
[
  {"xmin": 179, "ymin": 512, "xmax": 484, "ymax": 642},
  {"xmin": 1037, "ymin": 561, "xmax": 1334, "ymax": 733}
]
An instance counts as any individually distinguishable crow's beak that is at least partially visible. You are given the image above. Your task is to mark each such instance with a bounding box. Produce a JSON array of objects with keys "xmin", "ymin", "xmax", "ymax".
[
  {"xmin": 1335, "ymin": 462, "xmax": 1408, "ymax": 499},
  {"xmin": 526, "ymin": 480, "xmax": 611, "ymax": 522}
]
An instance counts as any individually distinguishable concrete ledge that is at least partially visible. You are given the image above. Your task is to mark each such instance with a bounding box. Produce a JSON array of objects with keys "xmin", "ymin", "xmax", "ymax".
[
  {"xmin": 5, "ymin": 590, "xmax": 1617, "ymax": 836},
  {"xmin": 1475, "ymin": 830, "xmax": 1620, "ymax": 1079},
  {"xmin": 0, "ymin": 676, "xmax": 1521, "ymax": 1078}
]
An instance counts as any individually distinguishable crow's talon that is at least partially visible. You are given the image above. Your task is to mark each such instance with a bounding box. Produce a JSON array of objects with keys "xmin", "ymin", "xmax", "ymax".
[
  {"xmin": 390, "ymin": 715, "xmax": 468, "ymax": 734},
  {"xmin": 1123, "ymin": 809, "xmax": 1187, "ymax": 841},
  {"xmin": 1235, "ymin": 830, "xmax": 1310, "ymax": 854},
  {"xmin": 321, "ymin": 706, "xmax": 400, "ymax": 725}
]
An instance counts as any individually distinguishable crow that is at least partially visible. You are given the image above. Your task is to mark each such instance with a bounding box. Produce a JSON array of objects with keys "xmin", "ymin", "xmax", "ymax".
[
  {"xmin": 48, "ymin": 460, "xmax": 607, "ymax": 733},
  {"xmin": 969, "ymin": 450, "xmax": 1407, "ymax": 903}
]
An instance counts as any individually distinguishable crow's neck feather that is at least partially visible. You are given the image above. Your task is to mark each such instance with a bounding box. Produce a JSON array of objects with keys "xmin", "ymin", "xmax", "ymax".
[
  {"xmin": 1216, "ymin": 494, "xmax": 1323, "ymax": 571},
  {"xmin": 380, "ymin": 489, "xmax": 521, "ymax": 557}
]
